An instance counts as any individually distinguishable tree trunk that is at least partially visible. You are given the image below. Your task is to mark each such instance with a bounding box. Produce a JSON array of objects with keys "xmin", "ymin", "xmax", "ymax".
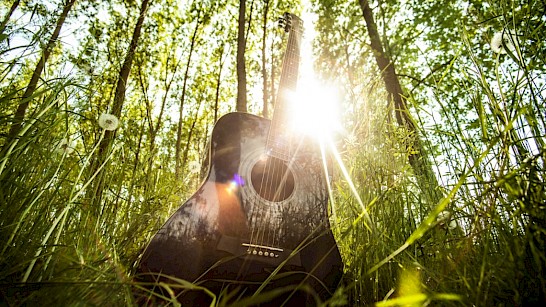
[
  {"xmin": 181, "ymin": 99, "xmax": 203, "ymax": 172},
  {"xmin": 143, "ymin": 60, "xmax": 174, "ymax": 196},
  {"xmin": 126, "ymin": 117, "xmax": 145, "ymax": 209},
  {"xmin": 261, "ymin": 0, "xmax": 270, "ymax": 118},
  {"xmin": 358, "ymin": 0, "xmax": 443, "ymax": 205},
  {"xmin": 245, "ymin": 0, "xmax": 255, "ymax": 40},
  {"xmin": 175, "ymin": 10, "xmax": 201, "ymax": 179},
  {"xmin": 97, "ymin": 0, "xmax": 150, "ymax": 156},
  {"xmin": 236, "ymin": 0, "xmax": 247, "ymax": 112},
  {"xmin": 214, "ymin": 43, "xmax": 227, "ymax": 123},
  {"xmin": 107, "ymin": 0, "xmax": 150, "ymax": 122},
  {"xmin": 149, "ymin": 51, "xmax": 179, "ymax": 163},
  {"xmin": 6, "ymin": 0, "xmax": 76, "ymax": 142},
  {"xmin": 0, "ymin": 0, "xmax": 21, "ymax": 36},
  {"xmin": 89, "ymin": 0, "xmax": 150, "ymax": 205}
]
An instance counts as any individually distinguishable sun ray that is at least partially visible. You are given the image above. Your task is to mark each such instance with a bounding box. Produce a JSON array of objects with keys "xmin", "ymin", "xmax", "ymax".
[
  {"xmin": 320, "ymin": 138, "xmax": 337, "ymax": 222},
  {"xmin": 327, "ymin": 138, "xmax": 374, "ymax": 232}
]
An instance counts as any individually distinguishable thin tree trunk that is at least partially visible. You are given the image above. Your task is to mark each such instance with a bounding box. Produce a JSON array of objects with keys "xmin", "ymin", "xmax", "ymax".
[
  {"xmin": 214, "ymin": 43, "xmax": 227, "ymax": 123},
  {"xmin": 6, "ymin": 0, "xmax": 76, "ymax": 141},
  {"xmin": 175, "ymin": 10, "xmax": 201, "ymax": 179},
  {"xmin": 245, "ymin": 0, "xmax": 255, "ymax": 41},
  {"xmin": 140, "ymin": 42, "xmax": 182, "ymax": 201},
  {"xmin": 97, "ymin": 0, "xmax": 150, "ymax": 155},
  {"xmin": 107, "ymin": 0, "xmax": 150, "ymax": 123},
  {"xmin": 127, "ymin": 116, "xmax": 145, "ymax": 209},
  {"xmin": 181, "ymin": 100, "xmax": 203, "ymax": 172},
  {"xmin": 89, "ymin": 0, "xmax": 150, "ymax": 205},
  {"xmin": 136, "ymin": 57, "xmax": 153, "ymax": 132},
  {"xmin": 358, "ymin": 0, "xmax": 442, "ymax": 204},
  {"xmin": 201, "ymin": 120, "xmax": 211, "ymax": 158},
  {"xmin": 149, "ymin": 50, "xmax": 179, "ymax": 162},
  {"xmin": 214, "ymin": 63, "xmax": 221, "ymax": 123},
  {"xmin": 261, "ymin": 0, "xmax": 270, "ymax": 118},
  {"xmin": 0, "ymin": 0, "xmax": 21, "ymax": 36},
  {"xmin": 94, "ymin": 0, "xmax": 149, "ymax": 152},
  {"xmin": 236, "ymin": 0, "xmax": 247, "ymax": 112}
]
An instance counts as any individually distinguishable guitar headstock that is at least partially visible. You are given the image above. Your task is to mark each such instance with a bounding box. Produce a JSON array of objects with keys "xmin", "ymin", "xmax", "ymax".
[{"xmin": 278, "ymin": 12, "xmax": 303, "ymax": 35}]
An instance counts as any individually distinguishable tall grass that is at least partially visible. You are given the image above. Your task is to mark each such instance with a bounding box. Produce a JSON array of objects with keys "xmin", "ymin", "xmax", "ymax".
[
  {"xmin": 330, "ymin": 6, "xmax": 545, "ymax": 305},
  {"xmin": 0, "ymin": 75, "xmax": 194, "ymax": 304}
]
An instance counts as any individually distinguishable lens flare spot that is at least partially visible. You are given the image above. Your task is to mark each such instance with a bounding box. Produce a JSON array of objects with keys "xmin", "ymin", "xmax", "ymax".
[{"xmin": 226, "ymin": 174, "xmax": 245, "ymax": 194}]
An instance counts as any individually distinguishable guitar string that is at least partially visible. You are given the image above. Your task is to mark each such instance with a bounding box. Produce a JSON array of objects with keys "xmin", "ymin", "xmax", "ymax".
[
  {"xmin": 263, "ymin": 72, "xmax": 291, "ymax": 250},
  {"xmin": 266, "ymin": 138, "xmax": 303, "ymax": 250},
  {"xmin": 261, "ymin": 20, "xmax": 301, "ymax": 252},
  {"xmin": 269, "ymin": 129, "xmax": 299, "ymax": 249},
  {"xmin": 256, "ymin": 122, "xmax": 287, "ymax": 251},
  {"xmin": 271, "ymin": 25, "xmax": 302, "ymax": 250},
  {"xmin": 260, "ymin": 149, "xmax": 276, "ymax": 250},
  {"xmin": 249, "ymin": 100, "xmax": 280, "ymax": 252},
  {"xmin": 254, "ymin": 14, "xmax": 288, "ymax": 251},
  {"xmin": 248, "ymin": 145, "xmax": 268, "ymax": 251},
  {"xmin": 259, "ymin": 135, "xmax": 284, "ymax": 251},
  {"xmin": 268, "ymin": 149, "xmax": 285, "ymax": 249},
  {"xmin": 254, "ymin": 34, "xmax": 288, "ymax": 251},
  {"xmin": 265, "ymin": 140, "xmax": 286, "ymax": 248},
  {"xmin": 248, "ymin": 15, "xmax": 302, "ymax": 256},
  {"xmin": 248, "ymin": 24, "xmax": 288, "ymax": 252},
  {"xmin": 261, "ymin": 89, "xmax": 290, "ymax": 245},
  {"xmin": 249, "ymin": 122, "xmax": 281, "ymax": 252},
  {"xmin": 261, "ymin": 120, "xmax": 288, "ymax": 250},
  {"xmin": 251, "ymin": 62, "xmax": 283, "ymax": 253}
]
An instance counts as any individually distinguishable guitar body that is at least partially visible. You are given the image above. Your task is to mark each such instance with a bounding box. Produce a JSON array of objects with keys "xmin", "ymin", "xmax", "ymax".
[{"xmin": 138, "ymin": 112, "xmax": 343, "ymax": 305}]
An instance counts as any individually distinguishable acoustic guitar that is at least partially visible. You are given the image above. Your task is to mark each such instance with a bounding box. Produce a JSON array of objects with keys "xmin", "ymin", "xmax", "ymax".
[{"xmin": 137, "ymin": 13, "xmax": 343, "ymax": 306}]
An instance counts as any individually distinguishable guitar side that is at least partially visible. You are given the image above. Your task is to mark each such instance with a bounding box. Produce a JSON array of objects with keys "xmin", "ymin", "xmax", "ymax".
[{"xmin": 137, "ymin": 112, "xmax": 343, "ymax": 305}]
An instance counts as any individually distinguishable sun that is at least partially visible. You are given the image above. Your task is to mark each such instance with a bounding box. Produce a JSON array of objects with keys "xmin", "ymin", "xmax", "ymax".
[{"xmin": 286, "ymin": 76, "xmax": 342, "ymax": 143}]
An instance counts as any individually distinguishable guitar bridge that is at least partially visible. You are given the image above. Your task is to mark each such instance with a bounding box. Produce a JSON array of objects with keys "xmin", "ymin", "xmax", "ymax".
[
  {"xmin": 216, "ymin": 235, "xmax": 301, "ymax": 266},
  {"xmin": 242, "ymin": 243, "xmax": 282, "ymax": 258}
]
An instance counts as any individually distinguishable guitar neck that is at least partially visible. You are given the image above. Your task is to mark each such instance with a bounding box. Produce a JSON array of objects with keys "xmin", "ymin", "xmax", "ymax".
[{"xmin": 267, "ymin": 13, "xmax": 303, "ymax": 160}]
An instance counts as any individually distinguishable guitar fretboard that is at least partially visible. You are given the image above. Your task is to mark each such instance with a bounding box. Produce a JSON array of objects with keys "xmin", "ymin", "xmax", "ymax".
[{"xmin": 267, "ymin": 14, "xmax": 303, "ymax": 161}]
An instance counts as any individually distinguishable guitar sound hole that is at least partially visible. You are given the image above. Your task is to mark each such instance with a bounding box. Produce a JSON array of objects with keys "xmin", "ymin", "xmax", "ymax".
[{"xmin": 250, "ymin": 157, "xmax": 295, "ymax": 202}]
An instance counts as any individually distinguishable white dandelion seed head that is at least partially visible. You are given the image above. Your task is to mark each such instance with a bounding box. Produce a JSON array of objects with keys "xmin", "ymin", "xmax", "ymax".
[
  {"xmin": 188, "ymin": 161, "xmax": 201, "ymax": 174},
  {"xmin": 98, "ymin": 113, "xmax": 119, "ymax": 131},
  {"xmin": 491, "ymin": 32, "xmax": 506, "ymax": 53},
  {"xmin": 491, "ymin": 30, "xmax": 519, "ymax": 54},
  {"xmin": 56, "ymin": 138, "xmax": 74, "ymax": 155}
]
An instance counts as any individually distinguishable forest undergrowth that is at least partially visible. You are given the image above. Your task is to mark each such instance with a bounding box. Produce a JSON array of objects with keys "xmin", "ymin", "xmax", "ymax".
[{"xmin": 1, "ymin": 0, "xmax": 545, "ymax": 306}]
